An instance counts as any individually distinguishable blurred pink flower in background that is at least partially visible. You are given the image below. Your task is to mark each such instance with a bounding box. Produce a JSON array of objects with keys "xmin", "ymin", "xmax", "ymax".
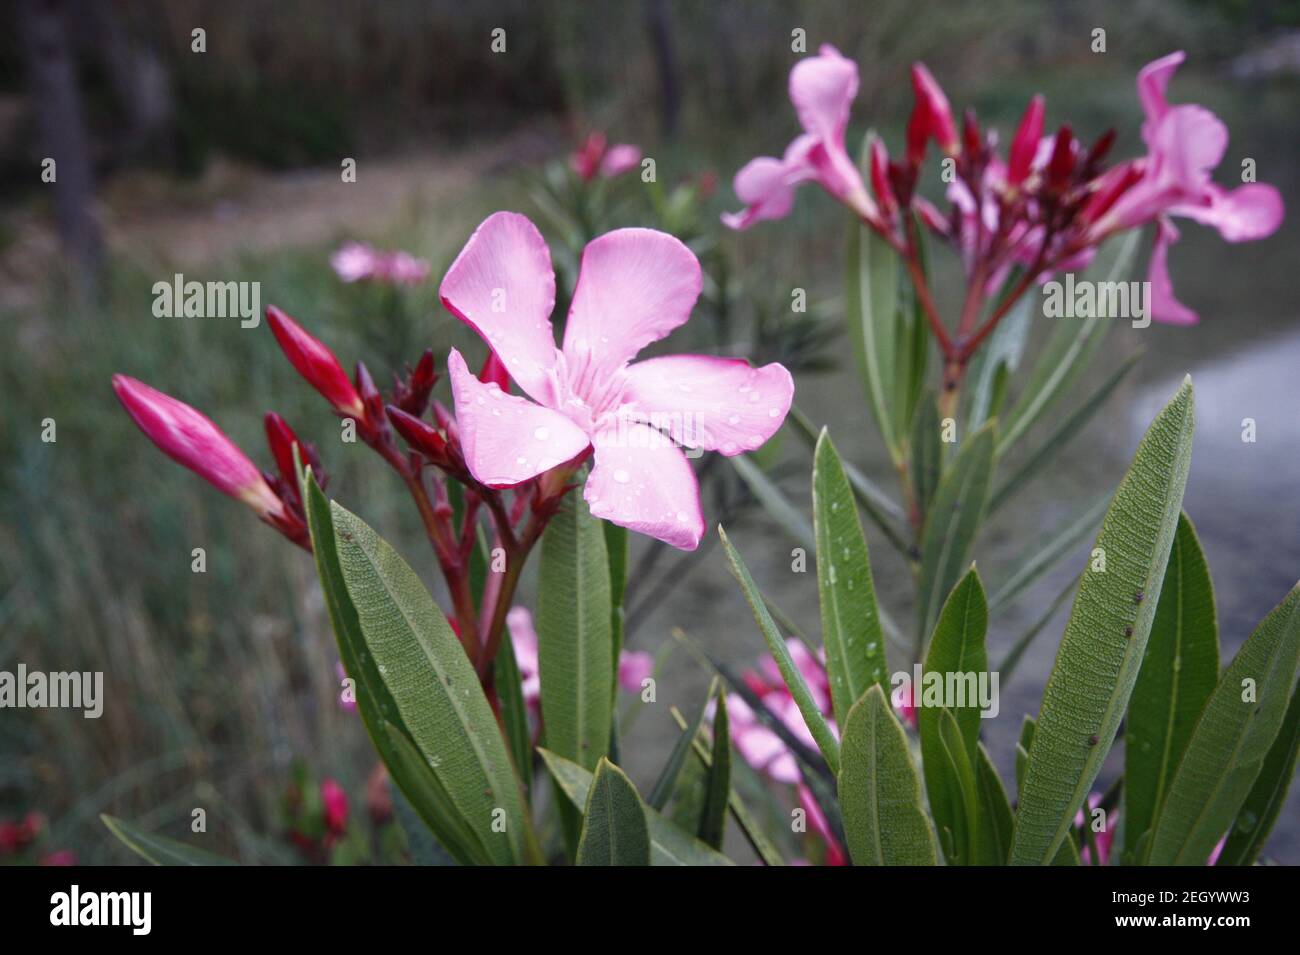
[
  {"xmin": 330, "ymin": 241, "xmax": 431, "ymax": 286},
  {"xmin": 1076, "ymin": 793, "xmax": 1116, "ymax": 865},
  {"xmin": 440, "ymin": 211, "xmax": 793, "ymax": 550},
  {"xmin": 571, "ymin": 132, "xmax": 642, "ymax": 182},
  {"xmin": 320, "ymin": 779, "xmax": 348, "ymax": 836},
  {"xmin": 508, "ymin": 607, "xmax": 654, "ymax": 715}
]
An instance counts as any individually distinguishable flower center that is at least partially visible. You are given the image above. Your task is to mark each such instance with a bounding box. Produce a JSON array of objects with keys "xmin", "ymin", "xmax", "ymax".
[{"xmin": 550, "ymin": 346, "xmax": 629, "ymax": 434}]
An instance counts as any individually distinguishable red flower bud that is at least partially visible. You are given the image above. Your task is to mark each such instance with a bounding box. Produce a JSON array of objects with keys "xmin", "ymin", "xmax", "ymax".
[
  {"xmin": 907, "ymin": 63, "xmax": 959, "ymax": 163},
  {"xmin": 1046, "ymin": 124, "xmax": 1076, "ymax": 190},
  {"xmin": 264, "ymin": 412, "xmax": 322, "ymax": 496},
  {"xmin": 1007, "ymin": 95, "xmax": 1045, "ymax": 188},
  {"xmin": 396, "ymin": 349, "xmax": 437, "ymax": 416},
  {"xmin": 113, "ymin": 375, "xmax": 286, "ymax": 522},
  {"xmin": 266, "ymin": 305, "xmax": 364, "ymax": 418},
  {"xmin": 869, "ymin": 136, "xmax": 897, "ymax": 217},
  {"xmin": 962, "ymin": 107, "xmax": 982, "ymax": 163},
  {"xmin": 386, "ymin": 405, "xmax": 448, "ymax": 465}
]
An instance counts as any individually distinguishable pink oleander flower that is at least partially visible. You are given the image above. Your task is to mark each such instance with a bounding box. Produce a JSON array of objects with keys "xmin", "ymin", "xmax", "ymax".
[
  {"xmin": 330, "ymin": 241, "xmax": 430, "ymax": 286},
  {"xmin": 571, "ymin": 132, "xmax": 642, "ymax": 182},
  {"xmin": 1092, "ymin": 51, "xmax": 1284, "ymax": 324},
  {"xmin": 508, "ymin": 607, "xmax": 655, "ymax": 714},
  {"xmin": 723, "ymin": 44, "xmax": 877, "ymax": 229},
  {"xmin": 113, "ymin": 375, "xmax": 289, "ymax": 526},
  {"xmin": 439, "ymin": 212, "xmax": 793, "ymax": 550}
]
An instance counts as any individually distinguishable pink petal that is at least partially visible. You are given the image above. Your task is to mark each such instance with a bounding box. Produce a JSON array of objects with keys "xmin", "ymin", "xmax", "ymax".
[
  {"xmin": 446, "ymin": 349, "xmax": 590, "ymax": 487},
  {"xmin": 789, "ymin": 44, "xmax": 857, "ymax": 144},
  {"xmin": 507, "ymin": 606, "xmax": 541, "ymax": 706},
  {"xmin": 600, "ymin": 144, "xmax": 641, "ymax": 178},
  {"xmin": 1175, "ymin": 182, "xmax": 1284, "ymax": 242},
  {"xmin": 622, "ymin": 354, "xmax": 793, "ymax": 456},
  {"xmin": 617, "ymin": 650, "xmax": 654, "ymax": 693},
  {"xmin": 439, "ymin": 212, "xmax": 560, "ymax": 405},
  {"xmin": 1152, "ymin": 104, "xmax": 1228, "ymax": 186},
  {"xmin": 1148, "ymin": 219, "xmax": 1198, "ymax": 325},
  {"xmin": 722, "ymin": 156, "xmax": 797, "ymax": 230},
  {"xmin": 1137, "ymin": 50, "xmax": 1185, "ymax": 127},
  {"xmin": 584, "ymin": 422, "xmax": 704, "ymax": 550},
  {"xmin": 562, "ymin": 228, "xmax": 703, "ymax": 377}
]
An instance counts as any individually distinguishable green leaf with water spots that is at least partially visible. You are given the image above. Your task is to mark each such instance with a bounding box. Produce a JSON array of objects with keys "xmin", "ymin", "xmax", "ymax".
[
  {"xmin": 1009, "ymin": 377, "xmax": 1194, "ymax": 865},
  {"xmin": 331, "ymin": 501, "xmax": 528, "ymax": 865},
  {"xmin": 814, "ymin": 429, "xmax": 889, "ymax": 729}
]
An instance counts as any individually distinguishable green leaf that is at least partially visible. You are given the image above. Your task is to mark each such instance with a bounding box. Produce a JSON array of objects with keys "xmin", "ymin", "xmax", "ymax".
[
  {"xmin": 1009, "ymin": 376, "xmax": 1194, "ymax": 865},
  {"xmin": 990, "ymin": 349, "xmax": 1141, "ymax": 514},
  {"xmin": 967, "ymin": 286, "xmax": 1032, "ymax": 432},
  {"xmin": 974, "ymin": 744, "xmax": 1015, "ymax": 865},
  {"xmin": 997, "ymin": 230, "xmax": 1139, "ymax": 454},
  {"xmin": 1147, "ymin": 583, "xmax": 1300, "ymax": 865},
  {"xmin": 605, "ymin": 521, "xmax": 629, "ymax": 694},
  {"xmin": 729, "ymin": 453, "xmax": 814, "ymax": 549},
  {"xmin": 909, "ymin": 393, "xmax": 941, "ymax": 524},
  {"xmin": 937, "ymin": 707, "xmax": 981, "ymax": 865},
  {"xmin": 916, "ymin": 421, "xmax": 997, "ymax": 643},
  {"xmin": 537, "ymin": 492, "xmax": 612, "ymax": 771},
  {"xmin": 649, "ymin": 682, "xmax": 714, "ymax": 811},
  {"xmin": 101, "ymin": 815, "xmax": 237, "ymax": 866},
  {"xmin": 539, "ymin": 749, "xmax": 733, "ymax": 865},
  {"xmin": 813, "ymin": 429, "xmax": 890, "ymax": 729},
  {"xmin": 1015, "ymin": 716, "xmax": 1036, "ymax": 797},
  {"xmin": 1218, "ymin": 681, "xmax": 1300, "ymax": 865},
  {"xmin": 918, "ymin": 568, "xmax": 989, "ymax": 864},
  {"xmin": 1124, "ymin": 513, "xmax": 1219, "ymax": 859},
  {"xmin": 719, "ymin": 526, "xmax": 840, "ymax": 774},
  {"xmin": 845, "ymin": 201, "xmax": 902, "ymax": 460},
  {"xmin": 988, "ymin": 495, "xmax": 1108, "ymax": 615},
  {"xmin": 838, "ymin": 685, "xmax": 938, "ymax": 865},
  {"xmin": 302, "ymin": 470, "xmax": 488, "ymax": 865},
  {"xmin": 697, "ymin": 691, "xmax": 731, "ymax": 849},
  {"xmin": 576, "ymin": 758, "xmax": 651, "ymax": 866},
  {"xmin": 331, "ymin": 501, "xmax": 528, "ymax": 865},
  {"xmin": 493, "ymin": 632, "xmax": 533, "ymax": 803}
]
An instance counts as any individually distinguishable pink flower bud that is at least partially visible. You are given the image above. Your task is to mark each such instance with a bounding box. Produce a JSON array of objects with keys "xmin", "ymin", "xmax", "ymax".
[
  {"xmin": 1007, "ymin": 95, "xmax": 1045, "ymax": 188},
  {"xmin": 113, "ymin": 375, "xmax": 285, "ymax": 521},
  {"xmin": 907, "ymin": 63, "xmax": 959, "ymax": 162},
  {"xmin": 320, "ymin": 779, "xmax": 348, "ymax": 835},
  {"xmin": 266, "ymin": 305, "xmax": 364, "ymax": 418},
  {"xmin": 869, "ymin": 137, "xmax": 897, "ymax": 217}
]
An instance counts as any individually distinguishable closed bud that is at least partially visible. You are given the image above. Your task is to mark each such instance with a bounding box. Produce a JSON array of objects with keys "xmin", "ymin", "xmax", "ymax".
[
  {"xmin": 869, "ymin": 136, "xmax": 897, "ymax": 217},
  {"xmin": 266, "ymin": 305, "xmax": 364, "ymax": 418},
  {"xmin": 907, "ymin": 63, "xmax": 959, "ymax": 163},
  {"xmin": 1047, "ymin": 124, "xmax": 1076, "ymax": 190},
  {"xmin": 1007, "ymin": 95, "xmax": 1045, "ymax": 188},
  {"xmin": 113, "ymin": 375, "xmax": 286, "ymax": 522}
]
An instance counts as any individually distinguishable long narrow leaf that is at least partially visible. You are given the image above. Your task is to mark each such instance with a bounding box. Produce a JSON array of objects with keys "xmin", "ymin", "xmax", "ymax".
[
  {"xmin": 1218, "ymin": 682, "xmax": 1300, "ymax": 865},
  {"xmin": 1010, "ymin": 377, "xmax": 1194, "ymax": 865}
]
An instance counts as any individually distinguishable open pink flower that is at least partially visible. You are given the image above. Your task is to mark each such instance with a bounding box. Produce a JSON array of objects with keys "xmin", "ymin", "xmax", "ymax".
[
  {"xmin": 440, "ymin": 212, "xmax": 793, "ymax": 550},
  {"xmin": 1095, "ymin": 51, "xmax": 1283, "ymax": 323},
  {"xmin": 113, "ymin": 375, "xmax": 287, "ymax": 523},
  {"xmin": 330, "ymin": 242, "xmax": 430, "ymax": 286},
  {"xmin": 508, "ymin": 607, "xmax": 656, "ymax": 711},
  {"xmin": 723, "ymin": 44, "xmax": 877, "ymax": 229}
]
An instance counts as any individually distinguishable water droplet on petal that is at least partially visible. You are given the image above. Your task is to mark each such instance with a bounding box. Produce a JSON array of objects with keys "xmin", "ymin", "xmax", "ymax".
[
  {"xmin": 534, "ymin": 426, "xmax": 550, "ymax": 441},
  {"xmin": 613, "ymin": 468, "xmax": 630, "ymax": 484}
]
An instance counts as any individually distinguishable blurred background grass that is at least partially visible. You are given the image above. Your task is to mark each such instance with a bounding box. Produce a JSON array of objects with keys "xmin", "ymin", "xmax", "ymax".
[{"xmin": 1, "ymin": 0, "xmax": 1298, "ymax": 862}]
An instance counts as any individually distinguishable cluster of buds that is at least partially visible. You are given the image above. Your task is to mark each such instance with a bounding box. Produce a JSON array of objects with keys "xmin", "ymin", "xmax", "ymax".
[
  {"xmin": 725, "ymin": 47, "xmax": 1283, "ymax": 400},
  {"xmin": 284, "ymin": 775, "xmax": 349, "ymax": 860},
  {"xmin": 116, "ymin": 297, "xmax": 589, "ymax": 678}
]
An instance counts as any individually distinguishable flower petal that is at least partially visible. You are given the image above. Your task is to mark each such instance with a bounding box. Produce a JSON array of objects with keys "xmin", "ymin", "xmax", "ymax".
[
  {"xmin": 447, "ymin": 349, "xmax": 590, "ymax": 487},
  {"xmin": 600, "ymin": 144, "xmax": 641, "ymax": 178},
  {"xmin": 562, "ymin": 228, "xmax": 703, "ymax": 376},
  {"xmin": 1175, "ymin": 182, "xmax": 1284, "ymax": 242},
  {"xmin": 439, "ymin": 212, "xmax": 560, "ymax": 404},
  {"xmin": 1148, "ymin": 219, "xmax": 1198, "ymax": 325},
  {"xmin": 622, "ymin": 354, "xmax": 793, "ymax": 455},
  {"xmin": 789, "ymin": 44, "xmax": 858, "ymax": 143},
  {"xmin": 584, "ymin": 422, "xmax": 704, "ymax": 550},
  {"xmin": 1137, "ymin": 50, "xmax": 1185, "ymax": 127}
]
